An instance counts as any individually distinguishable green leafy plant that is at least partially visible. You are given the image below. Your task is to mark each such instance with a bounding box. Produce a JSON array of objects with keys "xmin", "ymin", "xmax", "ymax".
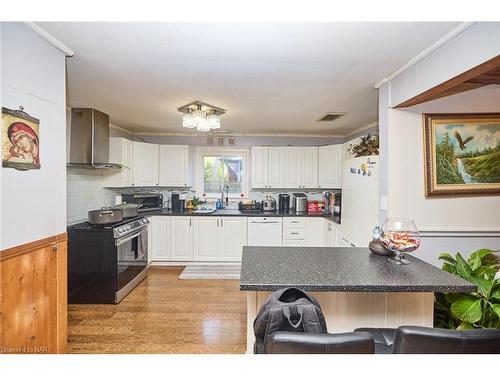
[{"xmin": 434, "ymin": 249, "xmax": 500, "ymax": 329}]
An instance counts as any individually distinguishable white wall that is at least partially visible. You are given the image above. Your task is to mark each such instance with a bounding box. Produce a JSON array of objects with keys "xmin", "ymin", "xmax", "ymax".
[
  {"xmin": 1, "ymin": 23, "xmax": 67, "ymax": 249},
  {"xmin": 386, "ymin": 86, "xmax": 500, "ymax": 266},
  {"xmin": 389, "ymin": 22, "xmax": 500, "ymax": 107}
]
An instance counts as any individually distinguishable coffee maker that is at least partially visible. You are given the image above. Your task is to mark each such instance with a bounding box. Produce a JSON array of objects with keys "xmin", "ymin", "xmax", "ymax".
[{"xmin": 278, "ymin": 193, "xmax": 290, "ymax": 213}]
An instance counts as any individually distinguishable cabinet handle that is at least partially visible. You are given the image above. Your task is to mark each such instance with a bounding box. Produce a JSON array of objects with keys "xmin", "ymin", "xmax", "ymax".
[
  {"xmin": 291, "ymin": 232, "xmax": 299, "ymax": 235},
  {"xmin": 291, "ymin": 221, "xmax": 299, "ymax": 223},
  {"xmin": 51, "ymin": 243, "xmax": 58, "ymax": 251},
  {"xmin": 216, "ymin": 218, "xmax": 219, "ymax": 227},
  {"xmin": 189, "ymin": 218, "xmax": 192, "ymax": 226},
  {"xmin": 221, "ymin": 218, "xmax": 223, "ymax": 227}
]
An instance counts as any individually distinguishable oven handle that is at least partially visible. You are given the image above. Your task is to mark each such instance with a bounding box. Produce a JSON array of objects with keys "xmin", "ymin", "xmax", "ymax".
[{"xmin": 116, "ymin": 229, "xmax": 144, "ymax": 246}]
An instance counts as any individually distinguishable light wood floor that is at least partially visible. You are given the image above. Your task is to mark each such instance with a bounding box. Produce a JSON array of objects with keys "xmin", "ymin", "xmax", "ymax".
[{"xmin": 67, "ymin": 267, "xmax": 247, "ymax": 354}]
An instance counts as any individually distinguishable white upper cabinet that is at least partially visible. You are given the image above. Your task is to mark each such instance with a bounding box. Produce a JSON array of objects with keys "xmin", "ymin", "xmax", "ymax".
[
  {"xmin": 251, "ymin": 147, "xmax": 269, "ymax": 188},
  {"xmin": 284, "ymin": 147, "xmax": 318, "ymax": 188},
  {"xmin": 103, "ymin": 137, "xmax": 134, "ymax": 187},
  {"xmin": 318, "ymin": 144, "xmax": 342, "ymax": 189},
  {"xmin": 133, "ymin": 142, "xmax": 159, "ymax": 186},
  {"xmin": 284, "ymin": 147, "xmax": 303, "ymax": 188},
  {"xmin": 302, "ymin": 147, "xmax": 318, "ymax": 188},
  {"xmin": 158, "ymin": 145, "xmax": 192, "ymax": 187},
  {"xmin": 219, "ymin": 217, "xmax": 247, "ymax": 261},
  {"xmin": 170, "ymin": 216, "xmax": 193, "ymax": 261},
  {"xmin": 268, "ymin": 147, "xmax": 286, "ymax": 188}
]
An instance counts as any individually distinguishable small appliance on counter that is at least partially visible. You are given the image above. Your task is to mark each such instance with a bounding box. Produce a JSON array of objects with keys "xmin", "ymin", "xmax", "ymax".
[
  {"xmin": 293, "ymin": 193, "xmax": 307, "ymax": 212},
  {"xmin": 171, "ymin": 192, "xmax": 188, "ymax": 212},
  {"xmin": 307, "ymin": 200, "xmax": 324, "ymax": 214},
  {"xmin": 121, "ymin": 193, "xmax": 162, "ymax": 212},
  {"xmin": 261, "ymin": 195, "xmax": 277, "ymax": 212},
  {"xmin": 278, "ymin": 193, "xmax": 290, "ymax": 213},
  {"xmin": 239, "ymin": 200, "xmax": 262, "ymax": 212},
  {"xmin": 323, "ymin": 192, "xmax": 332, "ymax": 214}
]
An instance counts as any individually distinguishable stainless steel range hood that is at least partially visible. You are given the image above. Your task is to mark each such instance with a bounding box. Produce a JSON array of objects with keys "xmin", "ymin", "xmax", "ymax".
[{"xmin": 67, "ymin": 108, "xmax": 122, "ymax": 169}]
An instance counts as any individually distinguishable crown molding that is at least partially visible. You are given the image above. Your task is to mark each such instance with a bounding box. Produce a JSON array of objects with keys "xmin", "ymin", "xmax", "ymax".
[
  {"xmin": 373, "ymin": 22, "xmax": 475, "ymax": 89},
  {"xmin": 25, "ymin": 22, "xmax": 74, "ymax": 57},
  {"xmin": 109, "ymin": 123, "xmax": 135, "ymax": 135},
  {"xmin": 345, "ymin": 122, "xmax": 379, "ymax": 137},
  {"xmin": 133, "ymin": 131, "xmax": 346, "ymax": 138}
]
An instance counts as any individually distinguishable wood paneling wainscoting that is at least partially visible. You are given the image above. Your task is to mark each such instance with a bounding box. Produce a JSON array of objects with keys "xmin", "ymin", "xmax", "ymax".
[{"xmin": 0, "ymin": 233, "xmax": 67, "ymax": 354}]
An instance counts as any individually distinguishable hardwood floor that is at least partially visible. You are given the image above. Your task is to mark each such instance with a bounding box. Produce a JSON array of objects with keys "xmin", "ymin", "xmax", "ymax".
[{"xmin": 67, "ymin": 267, "xmax": 247, "ymax": 354}]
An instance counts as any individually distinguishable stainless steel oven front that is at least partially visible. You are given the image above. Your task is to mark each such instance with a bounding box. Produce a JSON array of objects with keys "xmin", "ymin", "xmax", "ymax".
[{"xmin": 115, "ymin": 227, "xmax": 148, "ymax": 303}]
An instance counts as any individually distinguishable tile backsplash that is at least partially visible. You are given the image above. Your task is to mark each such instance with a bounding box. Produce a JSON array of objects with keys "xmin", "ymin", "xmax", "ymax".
[
  {"xmin": 67, "ymin": 168, "xmax": 115, "ymax": 225},
  {"xmin": 67, "ymin": 167, "xmax": 341, "ymax": 224}
]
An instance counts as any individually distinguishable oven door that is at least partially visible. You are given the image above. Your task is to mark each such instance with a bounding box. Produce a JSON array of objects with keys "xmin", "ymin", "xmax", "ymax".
[{"xmin": 115, "ymin": 228, "xmax": 148, "ymax": 292}]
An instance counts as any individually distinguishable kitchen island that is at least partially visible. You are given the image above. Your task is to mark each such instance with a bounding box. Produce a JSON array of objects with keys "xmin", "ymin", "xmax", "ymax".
[{"xmin": 240, "ymin": 246, "xmax": 475, "ymax": 353}]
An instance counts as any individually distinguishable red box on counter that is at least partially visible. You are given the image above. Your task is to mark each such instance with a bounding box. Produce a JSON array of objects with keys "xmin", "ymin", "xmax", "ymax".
[{"xmin": 307, "ymin": 200, "xmax": 324, "ymax": 214}]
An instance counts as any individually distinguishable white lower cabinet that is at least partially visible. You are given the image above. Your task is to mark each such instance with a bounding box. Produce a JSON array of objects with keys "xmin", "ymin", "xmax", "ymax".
[
  {"xmin": 305, "ymin": 217, "xmax": 326, "ymax": 247},
  {"xmin": 193, "ymin": 216, "xmax": 248, "ymax": 261},
  {"xmin": 170, "ymin": 216, "xmax": 193, "ymax": 261},
  {"xmin": 324, "ymin": 220, "xmax": 341, "ymax": 247},
  {"xmin": 220, "ymin": 217, "xmax": 248, "ymax": 261},
  {"xmin": 193, "ymin": 217, "xmax": 219, "ymax": 261},
  {"xmin": 149, "ymin": 216, "xmax": 170, "ymax": 261}
]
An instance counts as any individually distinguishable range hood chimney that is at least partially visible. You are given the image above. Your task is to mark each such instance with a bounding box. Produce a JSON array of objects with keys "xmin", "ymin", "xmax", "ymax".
[{"xmin": 67, "ymin": 108, "xmax": 122, "ymax": 169}]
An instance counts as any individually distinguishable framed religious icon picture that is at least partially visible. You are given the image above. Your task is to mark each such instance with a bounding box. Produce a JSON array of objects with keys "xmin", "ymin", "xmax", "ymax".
[{"xmin": 2, "ymin": 106, "xmax": 41, "ymax": 171}]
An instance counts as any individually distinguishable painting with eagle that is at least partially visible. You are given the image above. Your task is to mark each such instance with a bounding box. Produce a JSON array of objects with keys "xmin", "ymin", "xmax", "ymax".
[{"xmin": 454, "ymin": 131, "xmax": 474, "ymax": 151}]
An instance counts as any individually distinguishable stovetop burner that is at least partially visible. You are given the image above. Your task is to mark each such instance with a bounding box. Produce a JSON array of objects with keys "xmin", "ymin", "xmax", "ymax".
[{"xmin": 68, "ymin": 216, "xmax": 149, "ymax": 238}]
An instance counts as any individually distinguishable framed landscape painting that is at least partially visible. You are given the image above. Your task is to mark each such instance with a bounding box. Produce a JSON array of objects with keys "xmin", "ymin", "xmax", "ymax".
[{"xmin": 423, "ymin": 113, "xmax": 500, "ymax": 197}]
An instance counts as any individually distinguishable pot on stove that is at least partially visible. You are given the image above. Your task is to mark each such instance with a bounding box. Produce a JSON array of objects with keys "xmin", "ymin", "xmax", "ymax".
[{"xmin": 88, "ymin": 207, "xmax": 123, "ymax": 225}]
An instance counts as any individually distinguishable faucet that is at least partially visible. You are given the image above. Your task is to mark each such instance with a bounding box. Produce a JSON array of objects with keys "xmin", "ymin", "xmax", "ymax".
[{"xmin": 221, "ymin": 185, "xmax": 229, "ymax": 207}]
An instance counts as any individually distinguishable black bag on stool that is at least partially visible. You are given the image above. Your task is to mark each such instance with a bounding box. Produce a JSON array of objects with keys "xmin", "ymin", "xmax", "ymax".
[{"xmin": 253, "ymin": 287, "xmax": 328, "ymax": 354}]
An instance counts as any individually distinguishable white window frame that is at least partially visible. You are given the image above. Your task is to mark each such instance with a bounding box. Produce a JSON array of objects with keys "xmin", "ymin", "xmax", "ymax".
[{"xmin": 195, "ymin": 147, "xmax": 250, "ymax": 200}]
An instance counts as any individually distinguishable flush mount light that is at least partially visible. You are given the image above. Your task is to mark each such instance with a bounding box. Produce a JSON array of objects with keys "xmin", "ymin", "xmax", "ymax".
[{"xmin": 178, "ymin": 101, "xmax": 226, "ymax": 132}]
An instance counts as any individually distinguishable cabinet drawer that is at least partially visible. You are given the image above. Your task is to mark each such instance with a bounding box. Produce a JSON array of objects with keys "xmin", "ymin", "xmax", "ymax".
[
  {"xmin": 283, "ymin": 239, "xmax": 306, "ymax": 247},
  {"xmin": 283, "ymin": 228, "xmax": 305, "ymax": 240},
  {"xmin": 283, "ymin": 217, "xmax": 306, "ymax": 228}
]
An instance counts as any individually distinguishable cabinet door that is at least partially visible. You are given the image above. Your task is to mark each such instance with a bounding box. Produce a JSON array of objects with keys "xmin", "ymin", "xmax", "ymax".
[
  {"xmin": 104, "ymin": 137, "xmax": 133, "ymax": 187},
  {"xmin": 193, "ymin": 216, "xmax": 219, "ymax": 261},
  {"xmin": 170, "ymin": 216, "xmax": 193, "ymax": 261},
  {"xmin": 305, "ymin": 218, "xmax": 325, "ymax": 247},
  {"xmin": 284, "ymin": 148, "xmax": 303, "ymax": 188},
  {"xmin": 318, "ymin": 145, "xmax": 342, "ymax": 188},
  {"xmin": 150, "ymin": 216, "xmax": 170, "ymax": 261},
  {"xmin": 159, "ymin": 145, "xmax": 192, "ymax": 187},
  {"xmin": 324, "ymin": 220, "xmax": 340, "ymax": 247},
  {"xmin": 251, "ymin": 147, "xmax": 269, "ymax": 188},
  {"xmin": 268, "ymin": 147, "xmax": 286, "ymax": 188},
  {"xmin": 133, "ymin": 142, "xmax": 159, "ymax": 186},
  {"xmin": 302, "ymin": 147, "xmax": 318, "ymax": 188},
  {"xmin": 332, "ymin": 223, "xmax": 341, "ymax": 247},
  {"xmin": 220, "ymin": 217, "xmax": 247, "ymax": 261}
]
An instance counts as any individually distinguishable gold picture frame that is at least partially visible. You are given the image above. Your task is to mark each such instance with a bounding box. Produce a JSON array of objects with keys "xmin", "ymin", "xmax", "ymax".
[
  {"xmin": 2, "ymin": 106, "xmax": 40, "ymax": 171},
  {"xmin": 423, "ymin": 112, "xmax": 500, "ymax": 197}
]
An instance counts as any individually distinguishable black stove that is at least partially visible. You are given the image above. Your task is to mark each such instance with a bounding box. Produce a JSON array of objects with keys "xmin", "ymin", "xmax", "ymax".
[{"xmin": 67, "ymin": 216, "xmax": 150, "ymax": 304}]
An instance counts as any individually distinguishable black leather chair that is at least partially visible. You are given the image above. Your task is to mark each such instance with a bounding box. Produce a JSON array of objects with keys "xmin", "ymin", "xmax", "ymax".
[
  {"xmin": 354, "ymin": 326, "xmax": 500, "ymax": 354},
  {"xmin": 264, "ymin": 326, "xmax": 500, "ymax": 354},
  {"xmin": 266, "ymin": 331, "xmax": 375, "ymax": 354}
]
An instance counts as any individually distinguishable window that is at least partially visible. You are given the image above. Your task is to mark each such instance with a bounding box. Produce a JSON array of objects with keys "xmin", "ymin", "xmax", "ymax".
[
  {"xmin": 203, "ymin": 156, "xmax": 243, "ymax": 194},
  {"xmin": 196, "ymin": 148, "xmax": 249, "ymax": 198}
]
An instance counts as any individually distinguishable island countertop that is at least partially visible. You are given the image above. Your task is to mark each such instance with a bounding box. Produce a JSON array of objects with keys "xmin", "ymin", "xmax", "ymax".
[{"xmin": 239, "ymin": 246, "xmax": 475, "ymax": 293}]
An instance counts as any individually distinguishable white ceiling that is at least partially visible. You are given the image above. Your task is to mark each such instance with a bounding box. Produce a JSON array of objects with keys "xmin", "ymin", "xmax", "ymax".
[{"xmin": 39, "ymin": 22, "xmax": 460, "ymax": 135}]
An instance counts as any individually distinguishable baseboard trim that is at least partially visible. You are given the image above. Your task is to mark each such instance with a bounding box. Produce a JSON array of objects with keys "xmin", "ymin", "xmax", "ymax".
[
  {"xmin": 150, "ymin": 261, "xmax": 241, "ymax": 267},
  {"xmin": 0, "ymin": 233, "xmax": 68, "ymax": 262}
]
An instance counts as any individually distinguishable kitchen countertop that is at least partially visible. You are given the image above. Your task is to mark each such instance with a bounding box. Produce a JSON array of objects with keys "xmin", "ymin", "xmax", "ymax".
[
  {"xmin": 143, "ymin": 209, "xmax": 341, "ymax": 224},
  {"xmin": 239, "ymin": 246, "xmax": 475, "ymax": 293}
]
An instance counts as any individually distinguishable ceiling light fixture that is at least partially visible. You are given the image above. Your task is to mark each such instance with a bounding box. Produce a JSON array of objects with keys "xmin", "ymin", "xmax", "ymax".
[{"xmin": 178, "ymin": 101, "xmax": 226, "ymax": 132}]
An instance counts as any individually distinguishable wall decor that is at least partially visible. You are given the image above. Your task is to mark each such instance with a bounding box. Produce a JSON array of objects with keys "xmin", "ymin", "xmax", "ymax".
[
  {"xmin": 2, "ymin": 106, "xmax": 40, "ymax": 171},
  {"xmin": 423, "ymin": 113, "xmax": 500, "ymax": 196},
  {"xmin": 344, "ymin": 134, "xmax": 379, "ymax": 159}
]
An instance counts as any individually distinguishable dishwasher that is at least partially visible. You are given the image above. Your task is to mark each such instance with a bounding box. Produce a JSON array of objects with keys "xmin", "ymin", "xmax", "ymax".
[{"xmin": 247, "ymin": 217, "xmax": 283, "ymax": 246}]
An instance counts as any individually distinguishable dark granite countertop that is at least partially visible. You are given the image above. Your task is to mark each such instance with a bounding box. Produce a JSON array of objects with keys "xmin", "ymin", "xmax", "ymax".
[
  {"xmin": 143, "ymin": 209, "xmax": 341, "ymax": 224},
  {"xmin": 239, "ymin": 246, "xmax": 475, "ymax": 293}
]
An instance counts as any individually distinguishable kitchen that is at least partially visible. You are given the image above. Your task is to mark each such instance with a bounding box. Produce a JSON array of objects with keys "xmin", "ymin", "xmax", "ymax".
[{"xmin": 1, "ymin": 14, "xmax": 500, "ymax": 365}]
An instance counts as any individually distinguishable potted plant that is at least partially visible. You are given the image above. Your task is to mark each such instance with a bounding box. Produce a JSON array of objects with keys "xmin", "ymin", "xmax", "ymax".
[{"xmin": 434, "ymin": 249, "xmax": 500, "ymax": 329}]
